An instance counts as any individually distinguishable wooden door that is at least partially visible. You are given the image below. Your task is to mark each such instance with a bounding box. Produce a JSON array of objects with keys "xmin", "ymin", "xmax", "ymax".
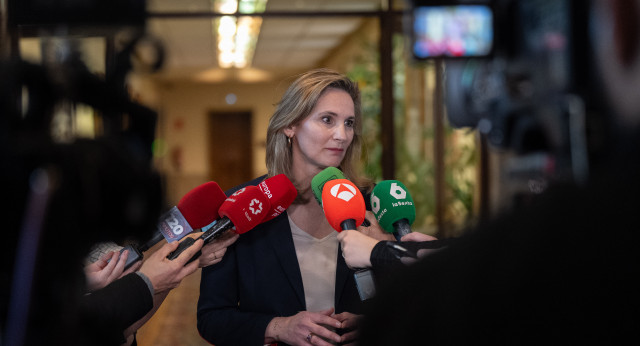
[{"xmin": 208, "ymin": 111, "xmax": 253, "ymax": 192}]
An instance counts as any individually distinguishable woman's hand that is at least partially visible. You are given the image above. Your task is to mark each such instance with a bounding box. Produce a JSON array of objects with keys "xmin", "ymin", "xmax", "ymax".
[
  {"xmin": 334, "ymin": 311, "xmax": 361, "ymax": 345},
  {"xmin": 266, "ymin": 308, "xmax": 342, "ymax": 345},
  {"xmin": 197, "ymin": 231, "xmax": 239, "ymax": 268}
]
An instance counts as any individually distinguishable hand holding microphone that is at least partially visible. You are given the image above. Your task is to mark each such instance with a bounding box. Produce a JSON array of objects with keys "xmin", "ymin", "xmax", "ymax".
[
  {"xmin": 336, "ymin": 230, "xmax": 379, "ymax": 269},
  {"xmin": 138, "ymin": 237, "xmax": 205, "ymax": 294},
  {"xmin": 319, "ymin": 177, "xmax": 376, "ymax": 302},
  {"xmin": 102, "ymin": 181, "xmax": 227, "ymax": 271},
  {"xmin": 167, "ymin": 174, "xmax": 297, "ymax": 264}
]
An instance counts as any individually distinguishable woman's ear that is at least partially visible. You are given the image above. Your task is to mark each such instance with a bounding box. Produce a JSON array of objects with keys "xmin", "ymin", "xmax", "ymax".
[{"xmin": 283, "ymin": 126, "xmax": 296, "ymax": 138}]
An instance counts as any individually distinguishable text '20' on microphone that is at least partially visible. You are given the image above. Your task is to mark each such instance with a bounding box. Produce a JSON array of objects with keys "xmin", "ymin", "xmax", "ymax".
[
  {"xmin": 117, "ymin": 181, "xmax": 226, "ymax": 269},
  {"xmin": 371, "ymin": 180, "xmax": 416, "ymax": 241}
]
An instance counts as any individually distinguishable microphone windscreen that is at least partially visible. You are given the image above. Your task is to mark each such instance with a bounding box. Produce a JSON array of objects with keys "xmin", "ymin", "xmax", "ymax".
[
  {"xmin": 311, "ymin": 167, "xmax": 345, "ymax": 205},
  {"xmin": 321, "ymin": 179, "xmax": 365, "ymax": 232},
  {"xmin": 219, "ymin": 186, "xmax": 270, "ymax": 234},
  {"xmin": 258, "ymin": 174, "xmax": 297, "ymax": 222},
  {"xmin": 177, "ymin": 181, "xmax": 226, "ymax": 228},
  {"xmin": 371, "ymin": 180, "xmax": 416, "ymax": 233}
]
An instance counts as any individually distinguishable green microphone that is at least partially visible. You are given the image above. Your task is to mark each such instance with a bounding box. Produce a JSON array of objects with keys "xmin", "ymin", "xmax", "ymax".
[
  {"xmin": 370, "ymin": 180, "xmax": 416, "ymax": 240},
  {"xmin": 311, "ymin": 167, "xmax": 345, "ymax": 205}
]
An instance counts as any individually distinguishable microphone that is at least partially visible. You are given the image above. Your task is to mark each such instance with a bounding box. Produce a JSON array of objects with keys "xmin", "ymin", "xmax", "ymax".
[
  {"xmin": 258, "ymin": 174, "xmax": 297, "ymax": 222},
  {"xmin": 321, "ymin": 178, "xmax": 365, "ymax": 232},
  {"xmin": 320, "ymin": 178, "xmax": 376, "ymax": 301},
  {"xmin": 109, "ymin": 182, "xmax": 225, "ymax": 270},
  {"xmin": 167, "ymin": 185, "xmax": 270, "ymax": 262},
  {"xmin": 370, "ymin": 180, "xmax": 416, "ymax": 240},
  {"xmin": 138, "ymin": 181, "xmax": 226, "ymax": 252},
  {"xmin": 311, "ymin": 167, "xmax": 345, "ymax": 205}
]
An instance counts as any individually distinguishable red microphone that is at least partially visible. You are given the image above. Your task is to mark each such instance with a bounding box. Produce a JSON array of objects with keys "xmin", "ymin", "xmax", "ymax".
[
  {"xmin": 106, "ymin": 181, "xmax": 225, "ymax": 270},
  {"xmin": 177, "ymin": 181, "xmax": 226, "ymax": 229},
  {"xmin": 321, "ymin": 179, "xmax": 366, "ymax": 232},
  {"xmin": 139, "ymin": 181, "xmax": 226, "ymax": 251},
  {"xmin": 257, "ymin": 174, "xmax": 297, "ymax": 222},
  {"xmin": 167, "ymin": 186, "xmax": 270, "ymax": 261},
  {"xmin": 218, "ymin": 186, "xmax": 271, "ymax": 234}
]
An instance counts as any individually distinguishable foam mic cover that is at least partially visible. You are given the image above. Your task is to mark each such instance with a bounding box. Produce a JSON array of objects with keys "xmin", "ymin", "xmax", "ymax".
[
  {"xmin": 371, "ymin": 180, "xmax": 416, "ymax": 238},
  {"xmin": 321, "ymin": 179, "xmax": 365, "ymax": 232},
  {"xmin": 142, "ymin": 181, "xmax": 226, "ymax": 251},
  {"xmin": 258, "ymin": 174, "xmax": 297, "ymax": 222},
  {"xmin": 311, "ymin": 167, "xmax": 345, "ymax": 205},
  {"xmin": 219, "ymin": 185, "xmax": 270, "ymax": 234},
  {"xmin": 178, "ymin": 181, "xmax": 226, "ymax": 228},
  {"xmin": 168, "ymin": 186, "xmax": 271, "ymax": 262}
]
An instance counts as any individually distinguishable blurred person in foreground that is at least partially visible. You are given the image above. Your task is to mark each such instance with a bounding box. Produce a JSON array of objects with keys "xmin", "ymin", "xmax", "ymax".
[{"xmin": 359, "ymin": 0, "xmax": 640, "ymax": 344}]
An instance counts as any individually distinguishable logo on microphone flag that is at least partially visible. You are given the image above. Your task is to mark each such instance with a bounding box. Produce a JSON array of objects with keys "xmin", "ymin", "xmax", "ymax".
[
  {"xmin": 390, "ymin": 182, "xmax": 407, "ymax": 199},
  {"xmin": 249, "ymin": 198, "xmax": 263, "ymax": 214},
  {"xmin": 330, "ymin": 183, "xmax": 357, "ymax": 202}
]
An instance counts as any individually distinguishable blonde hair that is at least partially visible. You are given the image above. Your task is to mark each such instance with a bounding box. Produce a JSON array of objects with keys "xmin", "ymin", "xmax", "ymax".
[{"xmin": 266, "ymin": 68, "xmax": 372, "ymax": 197}]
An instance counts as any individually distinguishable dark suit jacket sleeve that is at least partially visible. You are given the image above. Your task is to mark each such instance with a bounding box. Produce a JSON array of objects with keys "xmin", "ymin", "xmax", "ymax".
[{"xmin": 79, "ymin": 273, "xmax": 153, "ymax": 344}]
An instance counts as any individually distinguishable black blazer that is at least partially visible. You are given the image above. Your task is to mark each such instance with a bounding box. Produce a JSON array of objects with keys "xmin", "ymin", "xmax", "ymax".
[{"xmin": 197, "ymin": 176, "xmax": 365, "ymax": 346}]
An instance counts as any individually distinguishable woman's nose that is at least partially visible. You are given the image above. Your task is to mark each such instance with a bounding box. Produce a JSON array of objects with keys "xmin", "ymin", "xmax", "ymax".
[{"xmin": 333, "ymin": 124, "xmax": 347, "ymax": 141}]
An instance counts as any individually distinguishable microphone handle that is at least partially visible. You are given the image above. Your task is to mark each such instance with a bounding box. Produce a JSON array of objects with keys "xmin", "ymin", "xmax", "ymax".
[
  {"xmin": 167, "ymin": 237, "xmax": 197, "ymax": 260},
  {"xmin": 340, "ymin": 219, "xmax": 357, "ymax": 231},
  {"xmin": 393, "ymin": 219, "xmax": 412, "ymax": 240},
  {"xmin": 166, "ymin": 218, "xmax": 234, "ymax": 263},
  {"xmin": 167, "ymin": 237, "xmax": 202, "ymax": 264},
  {"xmin": 201, "ymin": 217, "xmax": 233, "ymax": 243}
]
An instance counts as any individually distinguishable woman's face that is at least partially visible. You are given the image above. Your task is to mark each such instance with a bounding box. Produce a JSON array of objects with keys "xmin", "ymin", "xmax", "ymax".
[{"xmin": 285, "ymin": 88, "xmax": 356, "ymax": 175}]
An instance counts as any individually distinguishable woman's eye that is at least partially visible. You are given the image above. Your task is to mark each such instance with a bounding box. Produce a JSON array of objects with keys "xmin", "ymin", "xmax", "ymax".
[
  {"xmin": 322, "ymin": 116, "xmax": 332, "ymax": 124},
  {"xmin": 345, "ymin": 119, "xmax": 355, "ymax": 127}
]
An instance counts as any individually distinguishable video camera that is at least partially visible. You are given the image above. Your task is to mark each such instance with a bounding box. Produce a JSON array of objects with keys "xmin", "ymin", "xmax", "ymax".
[{"xmin": 409, "ymin": 0, "xmax": 605, "ymax": 185}]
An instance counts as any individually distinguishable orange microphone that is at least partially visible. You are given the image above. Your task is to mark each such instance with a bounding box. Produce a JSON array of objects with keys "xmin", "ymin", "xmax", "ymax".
[{"xmin": 321, "ymin": 178, "xmax": 365, "ymax": 232}]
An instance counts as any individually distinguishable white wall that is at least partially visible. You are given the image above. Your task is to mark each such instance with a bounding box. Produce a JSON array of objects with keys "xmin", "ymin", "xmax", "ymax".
[{"xmin": 131, "ymin": 77, "xmax": 286, "ymax": 204}]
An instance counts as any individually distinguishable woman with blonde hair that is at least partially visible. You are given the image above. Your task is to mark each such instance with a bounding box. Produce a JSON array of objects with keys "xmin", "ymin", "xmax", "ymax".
[{"xmin": 197, "ymin": 68, "xmax": 391, "ymax": 346}]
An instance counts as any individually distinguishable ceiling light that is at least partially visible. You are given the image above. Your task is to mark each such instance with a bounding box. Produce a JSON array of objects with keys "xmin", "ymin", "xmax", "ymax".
[{"xmin": 212, "ymin": 0, "xmax": 268, "ymax": 69}]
